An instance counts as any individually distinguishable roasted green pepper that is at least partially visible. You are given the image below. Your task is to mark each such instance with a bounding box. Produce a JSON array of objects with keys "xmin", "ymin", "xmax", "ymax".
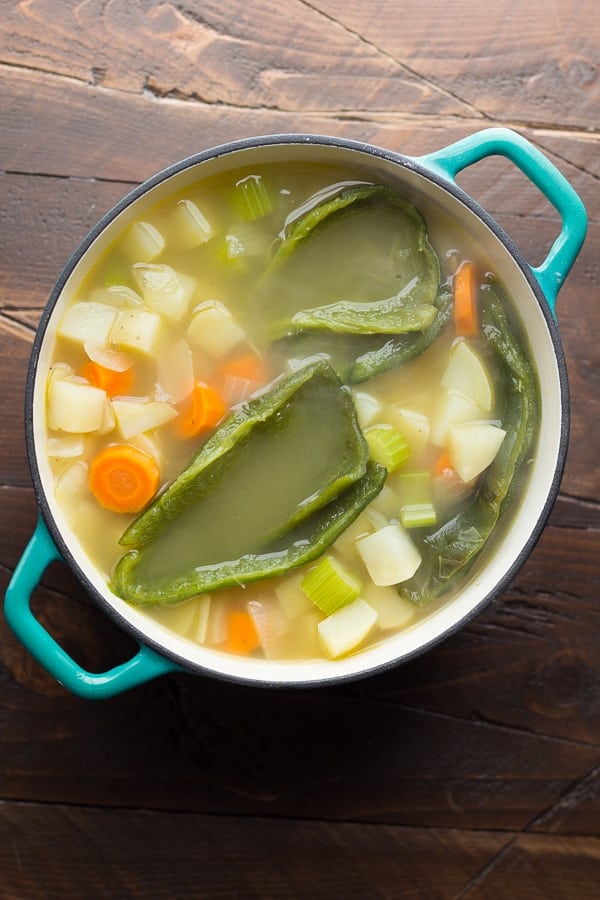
[
  {"xmin": 111, "ymin": 360, "xmax": 385, "ymax": 606},
  {"xmin": 399, "ymin": 280, "xmax": 540, "ymax": 606},
  {"xmin": 273, "ymin": 284, "xmax": 452, "ymax": 384},
  {"xmin": 255, "ymin": 183, "xmax": 441, "ymax": 341}
]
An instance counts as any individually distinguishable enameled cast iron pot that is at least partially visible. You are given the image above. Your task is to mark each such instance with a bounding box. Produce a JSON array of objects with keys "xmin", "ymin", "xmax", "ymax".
[{"xmin": 4, "ymin": 128, "xmax": 587, "ymax": 698}]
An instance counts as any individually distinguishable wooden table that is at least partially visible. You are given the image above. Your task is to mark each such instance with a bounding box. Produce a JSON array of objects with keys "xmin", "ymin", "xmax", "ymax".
[{"xmin": 1, "ymin": 2, "xmax": 599, "ymax": 896}]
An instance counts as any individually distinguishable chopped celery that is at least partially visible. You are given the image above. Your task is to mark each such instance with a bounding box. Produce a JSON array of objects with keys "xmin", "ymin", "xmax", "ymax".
[
  {"xmin": 222, "ymin": 222, "xmax": 271, "ymax": 260},
  {"xmin": 401, "ymin": 504, "xmax": 437, "ymax": 529},
  {"xmin": 301, "ymin": 555, "xmax": 362, "ymax": 615},
  {"xmin": 396, "ymin": 472, "xmax": 437, "ymax": 528},
  {"xmin": 230, "ymin": 174, "xmax": 275, "ymax": 222},
  {"xmin": 365, "ymin": 425, "xmax": 409, "ymax": 472}
]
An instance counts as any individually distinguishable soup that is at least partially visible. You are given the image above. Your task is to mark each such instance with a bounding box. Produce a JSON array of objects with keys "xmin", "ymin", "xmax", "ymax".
[{"xmin": 44, "ymin": 160, "xmax": 539, "ymax": 661}]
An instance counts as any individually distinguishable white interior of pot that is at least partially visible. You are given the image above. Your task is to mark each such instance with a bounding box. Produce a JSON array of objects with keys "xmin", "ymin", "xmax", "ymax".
[{"xmin": 31, "ymin": 140, "xmax": 565, "ymax": 685}]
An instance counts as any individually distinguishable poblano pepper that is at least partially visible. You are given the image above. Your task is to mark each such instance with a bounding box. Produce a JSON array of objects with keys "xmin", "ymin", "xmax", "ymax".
[
  {"xmin": 398, "ymin": 281, "xmax": 540, "ymax": 606},
  {"xmin": 255, "ymin": 182, "xmax": 441, "ymax": 344},
  {"xmin": 111, "ymin": 360, "xmax": 386, "ymax": 606}
]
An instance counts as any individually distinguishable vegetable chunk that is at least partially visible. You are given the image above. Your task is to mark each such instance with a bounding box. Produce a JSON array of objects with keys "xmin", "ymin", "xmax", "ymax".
[{"xmin": 111, "ymin": 361, "xmax": 386, "ymax": 605}]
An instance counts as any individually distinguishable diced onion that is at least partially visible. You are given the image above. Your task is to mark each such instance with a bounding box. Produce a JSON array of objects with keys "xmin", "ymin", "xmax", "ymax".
[{"xmin": 84, "ymin": 341, "xmax": 132, "ymax": 372}]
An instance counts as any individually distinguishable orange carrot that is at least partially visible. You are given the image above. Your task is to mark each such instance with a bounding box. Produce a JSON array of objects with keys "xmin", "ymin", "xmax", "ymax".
[
  {"xmin": 433, "ymin": 450, "xmax": 454, "ymax": 478},
  {"xmin": 224, "ymin": 610, "xmax": 260, "ymax": 655},
  {"xmin": 217, "ymin": 351, "xmax": 270, "ymax": 387},
  {"xmin": 89, "ymin": 444, "xmax": 160, "ymax": 513},
  {"xmin": 453, "ymin": 260, "xmax": 479, "ymax": 337},
  {"xmin": 174, "ymin": 381, "xmax": 226, "ymax": 439},
  {"xmin": 81, "ymin": 361, "xmax": 134, "ymax": 398}
]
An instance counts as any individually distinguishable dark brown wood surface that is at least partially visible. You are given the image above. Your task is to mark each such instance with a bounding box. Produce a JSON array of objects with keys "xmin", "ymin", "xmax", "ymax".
[{"xmin": 1, "ymin": 2, "xmax": 599, "ymax": 897}]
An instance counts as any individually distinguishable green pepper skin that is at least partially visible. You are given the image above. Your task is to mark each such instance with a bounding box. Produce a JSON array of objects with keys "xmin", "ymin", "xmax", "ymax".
[
  {"xmin": 261, "ymin": 183, "xmax": 441, "ymax": 340},
  {"xmin": 399, "ymin": 281, "xmax": 540, "ymax": 607},
  {"xmin": 273, "ymin": 285, "xmax": 452, "ymax": 384},
  {"xmin": 119, "ymin": 359, "xmax": 367, "ymax": 550},
  {"xmin": 111, "ymin": 462, "xmax": 387, "ymax": 607}
]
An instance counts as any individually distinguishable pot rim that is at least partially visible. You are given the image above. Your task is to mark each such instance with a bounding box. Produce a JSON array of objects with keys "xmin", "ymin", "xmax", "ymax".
[{"xmin": 24, "ymin": 133, "xmax": 570, "ymax": 687}]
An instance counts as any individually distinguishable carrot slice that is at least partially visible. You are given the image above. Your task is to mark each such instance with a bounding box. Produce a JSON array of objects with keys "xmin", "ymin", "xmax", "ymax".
[
  {"xmin": 433, "ymin": 450, "xmax": 454, "ymax": 478},
  {"xmin": 224, "ymin": 610, "xmax": 260, "ymax": 655},
  {"xmin": 217, "ymin": 352, "xmax": 270, "ymax": 386},
  {"xmin": 174, "ymin": 382, "xmax": 226, "ymax": 439},
  {"xmin": 89, "ymin": 444, "xmax": 160, "ymax": 513},
  {"xmin": 453, "ymin": 260, "xmax": 479, "ymax": 337},
  {"xmin": 81, "ymin": 361, "xmax": 134, "ymax": 398}
]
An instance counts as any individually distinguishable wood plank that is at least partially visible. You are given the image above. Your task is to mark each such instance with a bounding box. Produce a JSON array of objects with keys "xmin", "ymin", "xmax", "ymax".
[
  {"xmin": 1, "ymin": 802, "xmax": 599, "ymax": 899},
  {"xmin": 0, "ymin": 0, "xmax": 472, "ymax": 116},
  {"xmin": 0, "ymin": 802, "xmax": 513, "ymax": 900},
  {"xmin": 310, "ymin": 0, "xmax": 600, "ymax": 131},
  {"xmin": 1, "ymin": 483, "xmax": 598, "ymax": 831}
]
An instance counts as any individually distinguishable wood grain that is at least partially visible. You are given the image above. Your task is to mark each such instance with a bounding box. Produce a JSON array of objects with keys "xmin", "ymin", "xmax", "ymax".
[{"xmin": 1, "ymin": 1, "xmax": 599, "ymax": 895}]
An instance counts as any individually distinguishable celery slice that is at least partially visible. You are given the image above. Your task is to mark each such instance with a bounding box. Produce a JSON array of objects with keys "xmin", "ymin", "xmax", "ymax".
[
  {"xmin": 301, "ymin": 556, "xmax": 362, "ymax": 615},
  {"xmin": 365, "ymin": 425, "xmax": 409, "ymax": 472},
  {"xmin": 397, "ymin": 472, "xmax": 437, "ymax": 528},
  {"xmin": 230, "ymin": 174, "xmax": 275, "ymax": 221}
]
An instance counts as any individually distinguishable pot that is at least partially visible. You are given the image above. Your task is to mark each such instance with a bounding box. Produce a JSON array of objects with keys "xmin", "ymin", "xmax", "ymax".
[{"xmin": 4, "ymin": 128, "xmax": 587, "ymax": 698}]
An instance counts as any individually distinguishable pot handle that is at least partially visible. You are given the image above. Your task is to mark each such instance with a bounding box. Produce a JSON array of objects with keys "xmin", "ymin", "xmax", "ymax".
[
  {"xmin": 4, "ymin": 517, "xmax": 181, "ymax": 699},
  {"xmin": 415, "ymin": 127, "xmax": 587, "ymax": 315}
]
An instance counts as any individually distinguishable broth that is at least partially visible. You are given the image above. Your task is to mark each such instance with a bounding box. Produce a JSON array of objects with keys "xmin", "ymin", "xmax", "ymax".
[{"xmin": 44, "ymin": 159, "xmax": 539, "ymax": 661}]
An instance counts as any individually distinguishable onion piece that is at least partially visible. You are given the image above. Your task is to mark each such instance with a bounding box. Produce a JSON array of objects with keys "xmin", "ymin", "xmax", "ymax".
[{"xmin": 84, "ymin": 341, "xmax": 133, "ymax": 373}]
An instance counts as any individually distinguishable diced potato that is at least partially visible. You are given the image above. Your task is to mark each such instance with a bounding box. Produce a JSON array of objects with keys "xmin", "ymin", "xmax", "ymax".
[
  {"xmin": 156, "ymin": 339, "xmax": 194, "ymax": 404},
  {"xmin": 317, "ymin": 597, "xmax": 378, "ymax": 659},
  {"xmin": 57, "ymin": 302, "xmax": 118, "ymax": 346},
  {"xmin": 352, "ymin": 390, "xmax": 382, "ymax": 428},
  {"xmin": 361, "ymin": 582, "xmax": 416, "ymax": 631},
  {"xmin": 448, "ymin": 422, "xmax": 507, "ymax": 482},
  {"xmin": 111, "ymin": 397, "xmax": 177, "ymax": 439},
  {"xmin": 186, "ymin": 300, "xmax": 246, "ymax": 358},
  {"xmin": 430, "ymin": 389, "xmax": 483, "ymax": 447},
  {"xmin": 47, "ymin": 377, "xmax": 110, "ymax": 433},
  {"xmin": 385, "ymin": 406, "xmax": 430, "ymax": 459},
  {"xmin": 132, "ymin": 263, "xmax": 196, "ymax": 322},
  {"xmin": 47, "ymin": 432, "xmax": 85, "ymax": 459},
  {"xmin": 124, "ymin": 221, "xmax": 165, "ymax": 261},
  {"xmin": 274, "ymin": 573, "xmax": 315, "ymax": 619},
  {"xmin": 174, "ymin": 199, "xmax": 214, "ymax": 246},
  {"xmin": 111, "ymin": 307, "xmax": 163, "ymax": 356},
  {"xmin": 356, "ymin": 523, "xmax": 422, "ymax": 586},
  {"xmin": 441, "ymin": 339, "xmax": 494, "ymax": 412}
]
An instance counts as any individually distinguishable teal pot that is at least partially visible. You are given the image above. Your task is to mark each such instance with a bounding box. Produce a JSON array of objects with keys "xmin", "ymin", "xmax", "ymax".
[{"xmin": 4, "ymin": 128, "xmax": 587, "ymax": 698}]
